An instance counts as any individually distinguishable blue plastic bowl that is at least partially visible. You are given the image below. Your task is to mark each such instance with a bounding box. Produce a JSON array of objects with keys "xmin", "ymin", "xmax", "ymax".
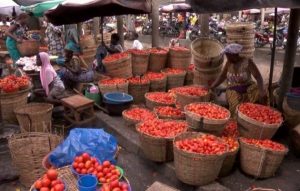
[
  {"xmin": 103, "ymin": 92, "xmax": 133, "ymax": 104},
  {"xmin": 78, "ymin": 175, "xmax": 98, "ymax": 191}
]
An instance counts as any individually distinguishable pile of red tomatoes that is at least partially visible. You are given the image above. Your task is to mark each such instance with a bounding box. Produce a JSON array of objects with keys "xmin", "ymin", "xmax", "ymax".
[
  {"xmin": 144, "ymin": 72, "xmax": 166, "ymax": 80},
  {"xmin": 103, "ymin": 53, "xmax": 128, "ymax": 62},
  {"xmin": 34, "ymin": 169, "xmax": 64, "ymax": 191},
  {"xmin": 0, "ymin": 75, "xmax": 30, "ymax": 93},
  {"xmin": 163, "ymin": 68, "xmax": 185, "ymax": 75},
  {"xmin": 123, "ymin": 107, "xmax": 156, "ymax": 122},
  {"xmin": 186, "ymin": 103, "xmax": 230, "ymax": 120},
  {"xmin": 154, "ymin": 106, "xmax": 184, "ymax": 118},
  {"xmin": 149, "ymin": 48, "xmax": 168, "ymax": 54},
  {"xmin": 146, "ymin": 92, "xmax": 175, "ymax": 105},
  {"xmin": 170, "ymin": 86, "xmax": 208, "ymax": 97},
  {"xmin": 101, "ymin": 78, "xmax": 127, "ymax": 85},
  {"xmin": 241, "ymin": 138, "xmax": 286, "ymax": 152},
  {"xmin": 128, "ymin": 77, "xmax": 149, "ymax": 85},
  {"xmin": 222, "ymin": 120, "xmax": 239, "ymax": 138}
]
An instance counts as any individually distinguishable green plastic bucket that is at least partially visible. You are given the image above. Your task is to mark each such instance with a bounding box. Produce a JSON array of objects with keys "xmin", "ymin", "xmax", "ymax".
[{"xmin": 85, "ymin": 88, "xmax": 102, "ymax": 105}]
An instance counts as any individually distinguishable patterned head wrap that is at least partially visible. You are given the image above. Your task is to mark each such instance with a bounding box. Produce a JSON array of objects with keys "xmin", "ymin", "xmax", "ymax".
[{"xmin": 223, "ymin": 43, "xmax": 243, "ymax": 54}]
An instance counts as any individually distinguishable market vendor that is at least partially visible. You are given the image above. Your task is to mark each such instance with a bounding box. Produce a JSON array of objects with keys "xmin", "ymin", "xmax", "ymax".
[
  {"xmin": 36, "ymin": 52, "xmax": 65, "ymax": 101},
  {"xmin": 210, "ymin": 43, "xmax": 267, "ymax": 115},
  {"xmin": 59, "ymin": 43, "xmax": 94, "ymax": 88},
  {"xmin": 5, "ymin": 13, "xmax": 29, "ymax": 64},
  {"xmin": 45, "ymin": 18, "xmax": 64, "ymax": 56},
  {"xmin": 103, "ymin": 33, "xmax": 123, "ymax": 54}
]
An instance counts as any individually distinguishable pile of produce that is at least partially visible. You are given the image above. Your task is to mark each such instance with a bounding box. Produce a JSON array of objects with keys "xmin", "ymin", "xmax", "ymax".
[
  {"xmin": 163, "ymin": 68, "xmax": 185, "ymax": 75},
  {"xmin": 100, "ymin": 180, "xmax": 129, "ymax": 191},
  {"xmin": 123, "ymin": 107, "xmax": 156, "ymax": 122},
  {"xmin": 100, "ymin": 78, "xmax": 127, "ymax": 85},
  {"xmin": 103, "ymin": 53, "xmax": 129, "ymax": 62},
  {"xmin": 0, "ymin": 75, "xmax": 30, "ymax": 93},
  {"xmin": 154, "ymin": 106, "xmax": 184, "ymax": 118},
  {"xmin": 170, "ymin": 46, "xmax": 189, "ymax": 52},
  {"xmin": 170, "ymin": 86, "xmax": 208, "ymax": 97},
  {"xmin": 72, "ymin": 153, "xmax": 100, "ymax": 175},
  {"xmin": 94, "ymin": 160, "xmax": 122, "ymax": 184},
  {"xmin": 241, "ymin": 138, "xmax": 286, "ymax": 151},
  {"xmin": 144, "ymin": 72, "xmax": 166, "ymax": 80},
  {"xmin": 186, "ymin": 103, "xmax": 230, "ymax": 120},
  {"xmin": 127, "ymin": 77, "xmax": 149, "ymax": 85},
  {"xmin": 137, "ymin": 119, "xmax": 187, "ymax": 138},
  {"xmin": 238, "ymin": 103, "xmax": 283, "ymax": 125},
  {"xmin": 222, "ymin": 120, "xmax": 239, "ymax": 138},
  {"xmin": 175, "ymin": 134, "xmax": 228, "ymax": 155},
  {"xmin": 34, "ymin": 169, "xmax": 65, "ymax": 191},
  {"xmin": 16, "ymin": 56, "xmax": 36, "ymax": 66},
  {"xmin": 221, "ymin": 137, "xmax": 239, "ymax": 152},
  {"xmin": 126, "ymin": 49, "xmax": 149, "ymax": 55},
  {"xmin": 146, "ymin": 92, "xmax": 175, "ymax": 105},
  {"xmin": 149, "ymin": 47, "xmax": 168, "ymax": 54}
]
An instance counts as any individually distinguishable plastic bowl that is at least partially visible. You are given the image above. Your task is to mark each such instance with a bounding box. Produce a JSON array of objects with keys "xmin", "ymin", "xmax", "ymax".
[
  {"xmin": 103, "ymin": 92, "xmax": 133, "ymax": 104},
  {"xmin": 103, "ymin": 99, "xmax": 132, "ymax": 116},
  {"xmin": 78, "ymin": 175, "xmax": 98, "ymax": 191}
]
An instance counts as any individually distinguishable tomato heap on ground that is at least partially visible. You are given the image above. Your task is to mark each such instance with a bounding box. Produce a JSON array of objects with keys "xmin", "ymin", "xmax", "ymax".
[
  {"xmin": 146, "ymin": 92, "xmax": 175, "ymax": 105},
  {"xmin": 0, "ymin": 75, "xmax": 30, "ymax": 93},
  {"xmin": 163, "ymin": 68, "xmax": 185, "ymax": 75},
  {"xmin": 123, "ymin": 107, "xmax": 156, "ymax": 122},
  {"xmin": 241, "ymin": 138, "xmax": 286, "ymax": 152},
  {"xmin": 170, "ymin": 86, "xmax": 208, "ymax": 97},
  {"xmin": 100, "ymin": 78, "xmax": 127, "ymax": 85},
  {"xmin": 154, "ymin": 106, "xmax": 184, "ymax": 118},
  {"xmin": 34, "ymin": 169, "xmax": 64, "ymax": 191},
  {"xmin": 144, "ymin": 72, "xmax": 166, "ymax": 80},
  {"xmin": 103, "ymin": 53, "xmax": 128, "ymax": 62},
  {"xmin": 137, "ymin": 119, "xmax": 187, "ymax": 138},
  {"xmin": 186, "ymin": 103, "xmax": 230, "ymax": 120},
  {"xmin": 72, "ymin": 153, "xmax": 100, "ymax": 175},
  {"xmin": 100, "ymin": 180, "xmax": 129, "ymax": 191},
  {"xmin": 149, "ymin": 47, "xmax": 168, "ymax": 54},
  {"xmin": 238, "ymin": 103, "xmax": 283, "ymax": 125},
  {"xmin": 175, "ymin": 134, "xmax": 228, "ymax": 155},
  {"xmin": 127, "ymin": 77, "xmax": 149, "ymax": 85},
  {"xmin": 222, "ymin": 120, "xmax": 239, "ymax": 138},
  {"xmin": 221, "ymin": 136, "xmax": 239, "ymax": 152}
]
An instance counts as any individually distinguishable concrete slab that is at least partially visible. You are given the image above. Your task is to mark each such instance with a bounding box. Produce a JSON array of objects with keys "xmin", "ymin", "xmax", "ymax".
[
  {"xmin": 146, "ymin": 181, "xmax": 180, "ymax": 191},
  {"xmin": 196, "ymin": 182, "xmax": 231, "ymax": 191}
]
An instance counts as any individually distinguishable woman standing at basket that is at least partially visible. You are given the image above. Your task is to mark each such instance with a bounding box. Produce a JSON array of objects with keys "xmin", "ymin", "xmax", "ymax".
[
  {"xmin": 5, "ymin": 13, "xmax": 28, "ymax": 64},
  {"xmin": 210, "ymin": 43, "xmax": 267, "ymax": 115}
]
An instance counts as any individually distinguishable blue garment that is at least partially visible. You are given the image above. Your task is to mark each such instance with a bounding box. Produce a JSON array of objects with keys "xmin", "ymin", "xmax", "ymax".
[
  {"xmin": 6, "ymin": 37, "xmax": 21, "ymax": 63},
  {"xmin": 65, "ymin": 40, "xmax": 80, "ymax": 54}
]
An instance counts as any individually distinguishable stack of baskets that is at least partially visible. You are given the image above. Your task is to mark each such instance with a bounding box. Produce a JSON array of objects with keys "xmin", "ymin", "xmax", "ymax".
[
  {"xmin": 17, "ymin": 40, "xmax": 40, "ymax": 57},
  {"xmin": 129, "ymin": 50, "xmax": 150, "ymax": 76},
  {"xmin": 191, "ymin": 38, "xmax": 224, "ymax": 87},
  {"xmin": 226, "ymin": 22, "xmax": 256, "ymax": 58},
  {"xmin": 80, "ymin": 35, "xmax": 97, "ymax": 67},
  {"xmin": 128, "ymin": 79, "xmax": 150, "ymax": 104},
  {"xmin": 168, "ymin": 47, "xmax": 191, "ymax": 70},
  {"xmin": 148, "ymin": 49, "xmax": 168, "ymax": 72}
]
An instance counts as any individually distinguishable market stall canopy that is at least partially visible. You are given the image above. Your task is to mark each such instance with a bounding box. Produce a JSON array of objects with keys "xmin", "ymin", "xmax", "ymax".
[
  {"xmin": 21, "ymin": 0, "xmax": 64, "ymax": 17},
  {"xmin": 187, "ymin": 0, "xmax": 300, "ymax": 13},
  {"xmin": 12, "ymin": 0, "xmax": 47, "ymax": 6},
  {"xmin": 0, "ymin": 0, "xmax": 22, "ymax": 16},
  {"xmin": 45, "ymin": 0, "xmax": 152, "ymax": 25},
  {"xmin": 242, "ymin": 9, "xmax": 261, "ymax": 14},
  {"xmin": 159, "ymin": 3, "xmax": 192, "ymax": 13}
]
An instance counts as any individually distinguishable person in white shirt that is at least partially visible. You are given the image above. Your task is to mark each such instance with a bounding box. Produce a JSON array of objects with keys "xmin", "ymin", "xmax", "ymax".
[{"xmin": 132, "ymin": 33, "xmax": 143, "ymax": 50}]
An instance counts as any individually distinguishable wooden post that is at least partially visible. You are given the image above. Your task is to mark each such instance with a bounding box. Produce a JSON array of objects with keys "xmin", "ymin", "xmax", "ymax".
[
  {"xmin": 93, "ymin": 17, "xmax": 100, "ymax": 42},
  {"xmin": 151, "ymin": 0, "xmax": 159, "ymax": 47},
  {"xmin": 261, "ymin": 8, "xmax": 265, "ymax": 28},
  {"xmin": 278, "ymin": 9, "xmax": 300, "ymax": 110},
  {"xmin": 117, "ymin": 16, "xmax": 124, "ymax": 49},
  {"xmin": 200, "ymin": 14, "xmax": 209, "ymax": 37}
]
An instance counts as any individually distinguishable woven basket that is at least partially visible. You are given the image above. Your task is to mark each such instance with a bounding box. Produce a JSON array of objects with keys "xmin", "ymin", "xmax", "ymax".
[
  {"xmin": 162, "ymin": 70, "xmax": 187, "ymax": 90},
  {"xmin": 145, "ymin": 93, "xmax": 175, "ymax": 109},
  {"xmin": 168, "ymin": 48, "xmax": 191, "ymax": 70},
  {"xmin": 149, "ymin": 51, "xmax": 168, "ymax": 72},
  {"xmin": 0, "ymin": 86, "xmax": 31, "ymax": 124},
  {"xmin": 219, "ymin": 145, "xmax": 239, "ymax": 177},
  {"xmin": 8, "ymin": 132, "xmax": 62, "ymax": 188},
  {"xmin": 193, "ymin": 65, "xmax": 222, "ymax": 87},
  {"xmin": 17, "ymin": 40, "xmax": 40, "ymax": 57},
  {"xmin": 80, "ymin": 35, "xmax": 96, "ymax": 49},
  {"xmin": 122, "ymin": 108, "xmax": 156, "ymax": 128},
  {"xmin": 185, "ymin": 70, "xmax": 194, "ymax": 85},
  {"xmin": 128, "ymin": 82, "xmax": 150, "ymax": 104},
  {"xmin": 239, "ymin": 139, "xmax": 288, "ymax": 178},
  {"xmin": 98, "ymin": 81, "xmax": 129, "ymax": 94},
  {"xmin": 225, "ymin": 22, "xmax": 255, "ymax": 33},
  {"xmin": 173, "ymin": 132, "xmax": 227, "ymax": 185},
  {"xmin": 237, "ymin": 106, "xmax": 282, "ymax": 139},
  {"xmin": 14, "ymin": 103, "xmax": 53, "ymax": 133},
  {"xmin": 149, "ymin": 76, "xmax": 167, "ymax": 92},
  {"xmin": 154, "ymin": 106, "xmax": 185, "ymax": 120},
  {"xmin": 184, "ymin": 102, "xmax": 230, "ymax": 136},
  {"xmin": 131, "ymin": 52, "xmax": 150, "ymax": 75},
  {"xmin": 175, "ymin": 87, "xmax": 210, "ymax": 109},
  {"xmin": 137, "ymin": 120, "xmax": 187, "ymax": 162},
  {"xmin": 103, "ymin": 54, "xmax": 133, "ymax": 78},
  {"xmin": 191, "ymin": 38, "xmax": 224, "ymax": 70}
]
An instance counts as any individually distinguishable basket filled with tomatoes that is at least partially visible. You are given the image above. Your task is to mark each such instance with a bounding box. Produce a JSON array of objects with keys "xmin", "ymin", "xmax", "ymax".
[
  {"xmin": 219, "ymin": 136, "xmax": 239, "ymax": 177},
  {"xmin": 185, "ymin": 64, "xmax": 194, "ymax": 85},
  {"xmin": 173, "ymin": 132, "xmax": 229, "ymax": 185},
  {"xmin": 103, "ymin": 53, "xmax": 132, "ymax": 78},
  {"xmin": 239, "ymin": 138, "xmax": 288, "ymax": 178},
  {"xmin": 144, "ymin": 72, "xmax": 167, "ymax": 92},
  {"xmin": 30, "ymin": 169, "xmax": 66, "ymax": 191},
  {"xmin": 148, "ymin": 47, "xmax": 168, "ymax": 72},
  {"xmin": 170, "ymin": 85, "xmax": 210, "ymax": 109},
  {"xmin": 221, "ymin": 119, "xmax": 239, "ymax": 138},
  {"xmin": 168, "ymin": 46, "xmax": 191, "ymax": 70},
  {"xmin": 122, "ymin": 107, "xmax": 157, "ymax": 127},
  {"xmin": 71, "ymin": 152, "xmax": 101, "ymax": 177},
  {"xmin": 128, "ymin": 76, "xmax": 150, "ymax": 104},
  {"xmin": 237, "ymin": 103, "xmax": 283, "ymax": 139},
  {"xmin": 161, "ymin": 68, "xmax": 187, "ymax": 90},
  {"xmin": 145, "ymin": 92, "xmax": 176, "ymax": 109},
  {"xmin": 98, "ymin": 78, "xmax": 129, "ymax": 95},
  {"xmin": 154, "ymin": 106, "xmax": 185, "ymax": 120},
  {"xmin": 100, "ymin": 179, "xmax": 131, "ymax": 191},
  {"xmin": 126, "ymin": 49, "xmax": 150, "ymax": 76},
  {"xmin": 137, "ymin": 119, "xmax": 188, "ymax": 162},
  {"xmin": 184, "ymin": 102, "xmax": 230, "ymax": 135}
]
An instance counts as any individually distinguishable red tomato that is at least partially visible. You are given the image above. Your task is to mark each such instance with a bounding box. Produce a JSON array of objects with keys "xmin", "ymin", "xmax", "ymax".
[
  {"xmin": 186, "ymin": 103, "xmax": 230, "ymax": 120},
  {"xmin": 110, "ymin": 180, "xmax": 119, "ymax": 188},
  {"xmin": 34, "ymin": 180, "xmax": 43, "ymax": 189},
  {"xmin": 123, "ymin": 108, "xmax": 156, "ymax": 122},
  {"xmin": 154, "ymin": 106, "xmax": 184, "ymax": 118},
  {"xmin": 169, "ymin": 86, "xmax": 208, "ymax": 97},
  {"xmin": 77, "ymin": 156, "xmax": 84, "ymax": 163},
  {"xmin": 103, "ymin": 161, "xmax": 111, "ymax": 168},
  {"xmin": 54, "ymin": 184, "xmax": 64, "ymax": 191},
  {"xmin": 128, "ymin": 76, "xmax": 149, "ymax": 85},
  {"xmin": 72, "ymin": 162, "xmax": 78, "ymax": 168},
  {"xmin": 51, "ymin": 180, "xmax": 60, "ymax": 187},
  {"xmin": 41, "ymin": 177, "xmax": 51, "ymax": 187},
  {"xmin": 97, "ymin": 172, "xmax": 104, "ymax": 178},
  {"xmin": 82, "ymin": 152, "xmax": 91, "ymax": 161},
  {"xmin": 81, "ymin": 169, "xmax": 87, "ymax": 174},
  {"xmin": 96, "ymin": 165, "xmax": 103, "ymax": 172},
  {"xmin": 144, "ymin": 72, "xmax": 166, "ymax": 81},
  {"xmin": 103, "ymin": 167, "xmax": 109, "ymax": 174},
  {"xmin": 40, "ymin": 187, "xmax": 50, "ymax": 191},
  {"xmin": 78, "ymin": 162, "xmax": 84, "ymax": 169},
  {"xmin": 99, "ymin": 177, "xmax": 106, "ymax": 183},
  {"xmin": 222, "ymin": 119, "xmax": 239, "ymax": 138},
  {"xmin": 112, "ymin": 188, "xmax": 121, "ymax": 191},
  {"xmin": 85, "ymin": 160, "xmax": 92, "ymax": 169},
  {"xmin": 146, "ymin": 92, "xmax": 175, "ymax": 105},
  {"xmin": 47, "ymin": 169, "xmax": 58, "ymax": 181}
]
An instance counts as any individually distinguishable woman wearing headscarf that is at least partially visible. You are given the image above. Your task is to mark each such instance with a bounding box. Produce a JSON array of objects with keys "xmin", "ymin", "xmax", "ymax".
[
  {"xmin": 6, "ymin": 13, "xmax": 28, "ymax": 64},
  {"xmin": 210, "ymin": 43, "xmax": 267, "ymax": 115},
  {"xmin": 36, "ymin": 52, "xmax": 65, "ymax": 99}
]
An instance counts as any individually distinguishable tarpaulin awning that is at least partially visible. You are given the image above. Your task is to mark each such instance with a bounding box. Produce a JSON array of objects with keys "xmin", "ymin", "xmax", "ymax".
[
  {"xmin": 21, "ymin": 0, "xmax": 64, "ymax": 17},
  {"xmin": 45, "ymin": 0, "xmax": 151, "ymax": 25},
  {"xmin": 159, "ymin": 3, "xmax": 192, "ymax": 13},
  {"xmin": 12, "ymin": 0, "xmax": 47, "ymax": 6},
  {"xmin": 0, "ymin": 0, "xmax": 22, "ymax": 16},
  {"xmin": 187, "ymin": 0, "xmax": 300, "ymax": 13}
]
